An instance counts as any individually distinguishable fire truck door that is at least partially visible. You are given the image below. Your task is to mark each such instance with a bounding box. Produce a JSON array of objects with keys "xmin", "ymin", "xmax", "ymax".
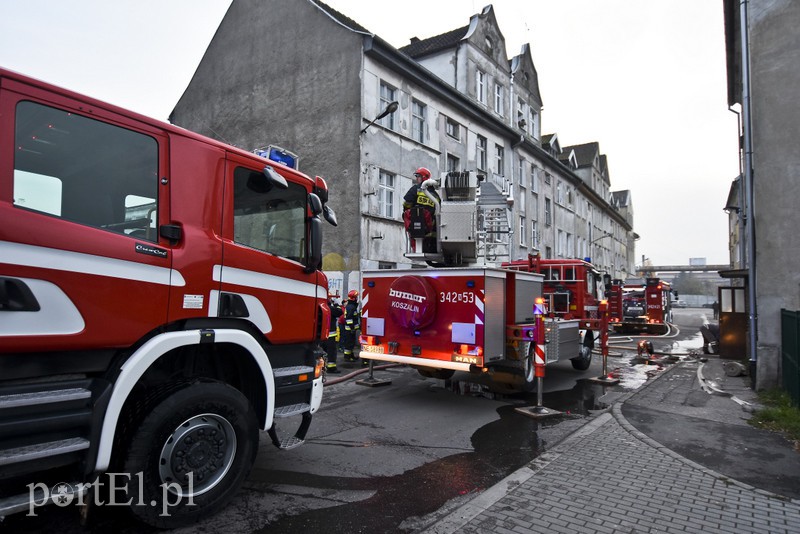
[
  {"xmin": 218, "ymin": 160, "xmax": 319, "ymax": 343},
  {"xmin": 1, "ymin": 90, "xmax": 171, "ymax": 350}
]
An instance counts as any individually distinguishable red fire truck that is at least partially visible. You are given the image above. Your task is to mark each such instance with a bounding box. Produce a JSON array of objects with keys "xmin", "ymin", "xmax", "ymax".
[
  {"xmin": 0, "ymin": 67, "xmax": 335, "ymax": 527},
  {"xmin": 608, "ymin": 278, "xmax": 673, "ymax": 335},
  {"xmin": 503, "ymin": 254, "xmax": 609, "ymax": 370},
  {"xmin": 359, "ymin": 172, "xmax": 585, "ymax": 390}
]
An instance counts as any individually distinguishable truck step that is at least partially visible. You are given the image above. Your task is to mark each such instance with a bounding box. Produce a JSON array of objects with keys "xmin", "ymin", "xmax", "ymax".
[
  {"xmin": 0, "ymin": 480, "xmax": 86, "ymax": 516},
  {"xmin": 273, "ymin": 403, "xmax": 310, "ymax": 418},
  {"xmin": 0, "ymin": 388, "xmax": 91, "ymax": 410},
  {"xmin": 0, "ymin": 437, "xmax": 89, "ymax": 467},
  {"xmin": 274, "ymin": 435, "xmax": 304, "ymax": 450},
  {"xmin": 273, "ymin": 366, "xmax": 315, "ymax": 378}
]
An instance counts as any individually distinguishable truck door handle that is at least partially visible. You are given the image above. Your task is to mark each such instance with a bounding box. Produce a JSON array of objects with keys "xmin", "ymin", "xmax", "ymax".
[{"xmin": 0, "ymin": 277, "xmax": 41, "ymax": 311}]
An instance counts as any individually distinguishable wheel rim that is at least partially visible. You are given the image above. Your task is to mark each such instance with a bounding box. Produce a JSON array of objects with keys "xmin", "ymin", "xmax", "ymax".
[{"xmin": 159, "ymin": 413, "xmax": 237, "ymax": 497}]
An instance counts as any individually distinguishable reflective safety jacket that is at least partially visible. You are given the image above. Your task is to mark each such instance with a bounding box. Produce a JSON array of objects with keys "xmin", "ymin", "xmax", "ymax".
[{"xmin": 343, "ymin": 300, "xmax": 360, "ymax": 331}]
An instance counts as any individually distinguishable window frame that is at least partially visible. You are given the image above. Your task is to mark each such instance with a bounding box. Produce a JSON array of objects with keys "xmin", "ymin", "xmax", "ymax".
[
  {"xmin": 379, "ymin": 81, "xmax": 397, "ymax": 130},
  {"xmin": 446, "ymin": 153, "xmax": 460, "ymax": 173},
  {"xmin": 445, "ymin": 116, "xmax": 460, "ymax": 141},
  {"xmin": 495, "ymin": 144, "xmax": 504, "ymax": 176},
  {"xmin": 377, "ymin": 169, "xmax": 396, "ymax": 219},
  {"xmin": 476, "ymin": 135, "xmax": 487, "ymax": 171},
  {"xmin": 494, "ymin": 84, "xmax": 504, "ymax": 116},
  {"xmin": 411, "ymin": 99, "xmax": 426, "ymax": 143},
  {"xmin": 545, "ymin": 197, "xmax": 552, "ymax": 226},
  {"xmin": 476, "ymin": 69, "xmax": 486, "ymax": 104}
]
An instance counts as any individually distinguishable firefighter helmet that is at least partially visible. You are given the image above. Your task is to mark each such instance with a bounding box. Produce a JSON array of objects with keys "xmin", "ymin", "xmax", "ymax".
[
  {"xmin": 348, "ymin": 289, "xmax": 359, "ymax": 300},
  {"xmin": 413, "ymin": 167, "xmax": 431, "ymax": 181}
]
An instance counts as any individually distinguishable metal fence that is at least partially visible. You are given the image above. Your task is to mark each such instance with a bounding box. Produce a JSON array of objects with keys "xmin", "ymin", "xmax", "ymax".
[{"xmin": 781, "ymin": 309, "xmax": 800, "ymax": 407}]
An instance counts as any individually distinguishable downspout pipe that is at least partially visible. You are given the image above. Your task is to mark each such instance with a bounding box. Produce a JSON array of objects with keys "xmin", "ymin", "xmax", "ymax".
[{"xmin": 739, "ymin": 0, "xmax": 758, "ymax": 384}]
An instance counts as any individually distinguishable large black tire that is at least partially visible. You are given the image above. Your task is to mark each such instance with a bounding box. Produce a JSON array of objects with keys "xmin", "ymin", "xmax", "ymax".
[
  {"xmin": 571, "ymin": 331, "xmax": 594, "ymax": 371},
  {"xmin": 520, "ymin": 342, "xmax": 536, "ymax": 392},
  {"xmin": 121, "ymin": 382, "xmax": 259, "ymax": 529}
]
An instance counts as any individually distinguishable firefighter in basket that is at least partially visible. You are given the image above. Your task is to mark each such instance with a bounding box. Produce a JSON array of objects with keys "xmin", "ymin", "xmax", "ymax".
[
  {"xmin": 324, "ymin": 293, "xmax": 343, "ymax": 373},
  {"xmin": 341, "ymin": 289, "xmax": 361, "ymax": 364},
  {"xmin": 403, "ymin": 167, "xmax": 440, "ymax": 253}
]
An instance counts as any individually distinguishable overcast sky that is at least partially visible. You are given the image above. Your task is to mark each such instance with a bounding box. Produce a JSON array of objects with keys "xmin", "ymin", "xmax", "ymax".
[{"xmin": 0, "ymin": 0, "xmax": 739, "ymax": 266}]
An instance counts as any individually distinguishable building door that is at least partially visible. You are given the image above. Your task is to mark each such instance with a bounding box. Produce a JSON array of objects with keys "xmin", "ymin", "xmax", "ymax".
[{"xmin": 719, "ymin": 286, "xmax": 748, "ymax": 360}]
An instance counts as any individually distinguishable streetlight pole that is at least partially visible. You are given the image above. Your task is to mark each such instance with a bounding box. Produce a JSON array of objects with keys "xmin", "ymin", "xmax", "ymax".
[{"xmin": 360, "ymin": 101, "xmax": 399, "ymax": 134}]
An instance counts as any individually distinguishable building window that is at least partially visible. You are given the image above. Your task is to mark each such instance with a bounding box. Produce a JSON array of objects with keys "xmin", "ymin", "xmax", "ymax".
[
  {"xmin": 495, "ymin": 144, "xmax": 504, "ymax": 176},
  {"xmin": 557, "ymin": 230, "xmax": 563, "ymax": 257},
  {"xmin": 556, "ymin": 181, "xmax": 564, "ymax": 205},
  {"xmin": 544, "ymin": 172, "xmax": 551, "ymax": 185},
  {"xmin": 494, "ymin": 84, "xmax": 503, "ymax": 116},
  {"xmin": 379, "ymin": 81, "xmax": 396, "ymax": 130},
  {"xmin": 531, "ymin": 165, "xmax": 539, "ymax": 193},
  {"xmin": 476, "ymin": 135, "xmax": 487, "ymax": 170},
  {"xmin": 378, "ymin": 169, "xmax": 395, "ymax": 218},
  {"xmin": 531, "ymin": 220, "xmax": 538, "ymax": 249},
  {"xmin": 530, "ymin": 109, "xmax": 539, "ymax": 138},
  {"xmin": 476, "ymin": 69, "xmax": 486, "ymax": 104},
  {"xmin": 545, "ymin": 246, "xmax": 552, "ymax": 259},
  {"xmin": 445, "ymin": 117, "xmax": 460, "ymax": 141},
  {"xmin": 545, "ymin": 197, "xmax": 552, "ymax": 226},
  {"xmin": 517, "ymin": 158, "xmax": 525, "ymax": 187},
  {"xmin": 446, "ymin": 153, "xmax": 460, "ymax": 173},
  {"xmin": 411, "ymin": 99, "xmax": 426, "ymax": 143},
  {"xmin": 519, "ymin": 216, "xmax": 526, "ymax": 246}
]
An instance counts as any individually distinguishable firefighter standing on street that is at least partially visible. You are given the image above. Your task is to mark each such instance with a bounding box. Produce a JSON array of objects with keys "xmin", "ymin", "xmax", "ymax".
[
  {"xmin": 341, "ymin": 289, "xmax": 361, "ymax": 364},
  {"xmin": 324, "ymin": 293, "xmax": 343, "ymax": 373},
  {"xmin": 403, "ymin": 167, "xmax": 440, "ymax": 253}
]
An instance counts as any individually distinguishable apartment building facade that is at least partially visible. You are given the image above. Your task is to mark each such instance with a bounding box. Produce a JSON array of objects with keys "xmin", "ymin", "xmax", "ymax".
[{"xmin": 170, "ymin": 1, "xmax": 635, "ymax": 293}]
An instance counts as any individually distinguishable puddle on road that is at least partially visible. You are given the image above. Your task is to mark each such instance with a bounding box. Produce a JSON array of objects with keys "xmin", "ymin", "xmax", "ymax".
[
  {"xmin": 667, "ymin": 331, "xmax": 706, "ymax": 355},
  {"xmin": 260, "ymin": 403, "xmax": 559, "ymax": 534},
  {"xmin": 446, "ymin": 376, "xmax": 614, "ymax": 416}
]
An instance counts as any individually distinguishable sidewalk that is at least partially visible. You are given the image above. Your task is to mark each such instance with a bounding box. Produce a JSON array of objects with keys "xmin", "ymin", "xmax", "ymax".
[{"xmin": 423, "ymin": 356, "xmax": 800, "ymax": 533}]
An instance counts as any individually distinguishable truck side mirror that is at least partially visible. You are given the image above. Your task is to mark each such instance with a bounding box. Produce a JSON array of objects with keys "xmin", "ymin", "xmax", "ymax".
[
  {"xmin": 323, "ymin": 204, "xmax": 338, "ymax": 226},
  {"xmin": 308, "ymin": 193, "xmax": 323, "ymax": 216},
  {"xmin": 305, "ymin": 215, "xmax": 323, "ymax": 273}
]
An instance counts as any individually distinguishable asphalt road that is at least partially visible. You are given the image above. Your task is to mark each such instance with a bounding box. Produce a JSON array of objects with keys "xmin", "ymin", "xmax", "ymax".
[{"xmin": 3, "ymin": 310, "xmax": 710, "ymax": 533}]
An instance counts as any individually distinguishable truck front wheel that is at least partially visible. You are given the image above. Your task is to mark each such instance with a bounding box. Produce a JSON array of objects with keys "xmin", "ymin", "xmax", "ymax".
[
  {"xmin": 121, "ymin": 381, "xmax": 259, "ymax": 529},
  {"xmin": 571, "ymin": 331, "xmax": 594, "ymax": 371}
]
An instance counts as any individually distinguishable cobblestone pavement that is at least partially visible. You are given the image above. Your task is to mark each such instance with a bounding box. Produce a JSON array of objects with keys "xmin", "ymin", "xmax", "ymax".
[{"xmin": 424, "ymin": 359, "xmax": 800, "ymax": 534}]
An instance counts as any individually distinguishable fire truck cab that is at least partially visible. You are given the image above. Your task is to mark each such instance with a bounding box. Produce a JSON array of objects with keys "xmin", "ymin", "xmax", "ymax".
[{"xmin": 0, "ymin": 67, "xmax": 335, "ymax": 527}]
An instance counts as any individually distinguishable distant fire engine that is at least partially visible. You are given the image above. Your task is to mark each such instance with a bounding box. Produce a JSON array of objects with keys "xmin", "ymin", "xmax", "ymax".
[
  {"xmin": 503, "ymin": 254, "xmax": 611, "ymax": 369},
  {"xmin": 608, "ymin": 277, "xmax": 673, "ymax": 335}
]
